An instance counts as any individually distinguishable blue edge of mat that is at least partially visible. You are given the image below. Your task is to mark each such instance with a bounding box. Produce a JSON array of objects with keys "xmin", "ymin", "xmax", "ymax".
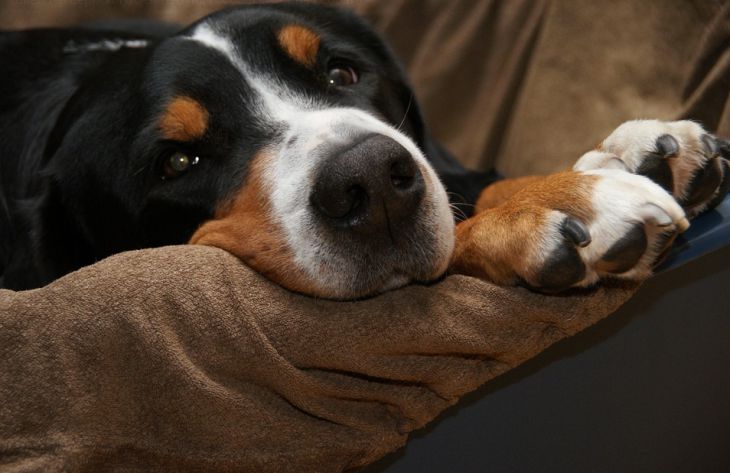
[{"xmin": 657, "ymin": 194, "xmax": 730, "ymax": 273}]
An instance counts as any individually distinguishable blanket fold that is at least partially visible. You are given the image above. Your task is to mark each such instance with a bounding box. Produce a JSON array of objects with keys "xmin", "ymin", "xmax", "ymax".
[{"xmin": 1, "ymin": 246, "xmax": 634, "ymax": 472}]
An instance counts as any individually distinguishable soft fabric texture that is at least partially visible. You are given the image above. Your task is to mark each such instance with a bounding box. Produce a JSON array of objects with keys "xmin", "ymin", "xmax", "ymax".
[{"xmin": 0, "ymin": 246, "xmax": 635, "ymax": 472}]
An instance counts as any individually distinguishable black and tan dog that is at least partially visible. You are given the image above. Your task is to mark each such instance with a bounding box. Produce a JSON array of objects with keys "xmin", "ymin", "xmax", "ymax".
[{"xmin": 1, "ymin": 3, "xmax": 728, "ymax": 297}]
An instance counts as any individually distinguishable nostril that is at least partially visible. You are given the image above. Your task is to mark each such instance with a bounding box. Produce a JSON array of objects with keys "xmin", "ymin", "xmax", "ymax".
[
  {"xmin": 391, "ymin": 174, "xmax": 413, "ymax": 189},
  {"xmin": 311, "ymin": 184, "xmax": 368, "ymax": 220},
  {"xmin": 390, "ymin": 157, "xmax": 417, "ymax": 190},
  {"xmin": 345, "ymin": 185, "xmax": 367, "ymax": 215}
]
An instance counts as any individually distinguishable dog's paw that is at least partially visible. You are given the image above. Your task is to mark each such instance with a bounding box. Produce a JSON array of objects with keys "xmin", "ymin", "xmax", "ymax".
[
  {"xmin": 574, "ymin": 119, "xmax": 730, "ymax": 218},
  {"xmin": 451, "ymin": 171, "xmax": 687, "ymax": 292}
]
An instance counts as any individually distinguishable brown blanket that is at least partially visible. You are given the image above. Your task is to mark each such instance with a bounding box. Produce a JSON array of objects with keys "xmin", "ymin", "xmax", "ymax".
[{"xmin": 0, "ymin": 246, "xmax": 635, "ymax": 472}]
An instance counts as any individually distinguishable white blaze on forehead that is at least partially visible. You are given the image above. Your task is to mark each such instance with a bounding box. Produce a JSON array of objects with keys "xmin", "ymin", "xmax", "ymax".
[
  {"xmin": 190, "ymin": 23, "xmax": 309, "ymax": 119},
  {"xmin": 189, "ymin": 24, "xmax": 245, "ymax": 69},
  {"xmin": 188, "ymin": 22, "xmax": 454, "ymax": 292}
]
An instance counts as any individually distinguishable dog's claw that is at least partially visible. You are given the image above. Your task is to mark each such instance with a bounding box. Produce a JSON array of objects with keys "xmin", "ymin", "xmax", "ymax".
[
  {"xmin": 638, "ymin": 202, "xmax": 673, "ymax": 227},
  {"xmin": 656, "ymin": 134, "xmax": 679, "ymax": 158},
  {"xmin": 561, "ymin": 217, "xmax": 591, "ymax": 247},
  {"xmin": 701, "ymin": 134, "xmax": 719, "ymax": 157}
]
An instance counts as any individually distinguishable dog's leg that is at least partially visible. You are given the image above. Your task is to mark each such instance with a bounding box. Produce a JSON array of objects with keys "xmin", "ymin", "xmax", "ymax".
[
  {"xmin": 473, "ymin": 175, "xmax": 545, "ymax": 211},
  {"xmin": 451, "ymin": 120, "xmax": 730, "ymax": 292}
]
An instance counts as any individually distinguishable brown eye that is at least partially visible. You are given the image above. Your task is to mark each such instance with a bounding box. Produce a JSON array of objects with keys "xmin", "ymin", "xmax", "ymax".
[
  {"xmin": 327, "ymin": 65, "xmax": 358, "ymax": 87},
  {"xmin": 162, "ymin": 152, "xmax": 199, "ymax": 180}
]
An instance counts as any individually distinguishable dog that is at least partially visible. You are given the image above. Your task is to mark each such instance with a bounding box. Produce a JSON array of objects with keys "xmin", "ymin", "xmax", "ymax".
[{"xmin": 1, "ymin": 3, "xmax": 728, "ymax": 298}]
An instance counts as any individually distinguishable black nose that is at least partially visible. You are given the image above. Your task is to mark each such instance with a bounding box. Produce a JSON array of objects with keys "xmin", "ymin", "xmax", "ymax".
[{"xmin": 310, "ymin": 134, "xmax": 424, "ymax": 233}]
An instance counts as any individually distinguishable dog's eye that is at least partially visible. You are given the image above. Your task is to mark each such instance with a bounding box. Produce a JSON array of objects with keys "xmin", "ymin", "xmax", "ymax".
[
  {"xmin": 327, "ymin": 65, "xmax": 358, "ymax": 87},
  {"xmin": 162, "ymin": 152, "xmax": 199, "ymax": 180}
]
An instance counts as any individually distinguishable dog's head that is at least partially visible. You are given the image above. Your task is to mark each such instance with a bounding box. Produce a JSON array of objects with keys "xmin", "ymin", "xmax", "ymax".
[{"xmin": 48, "ymin": 3, "xmax": 454, "ymax": 298}]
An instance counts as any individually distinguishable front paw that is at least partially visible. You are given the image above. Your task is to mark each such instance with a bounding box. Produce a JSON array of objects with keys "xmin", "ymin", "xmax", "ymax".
[
  {"xmin": 451, "ymin": 171, "xmax": 687, "ymax": 292},
  {"xmin": 574, "ymin": 119, "xmax": 730, "ymax": 218}
]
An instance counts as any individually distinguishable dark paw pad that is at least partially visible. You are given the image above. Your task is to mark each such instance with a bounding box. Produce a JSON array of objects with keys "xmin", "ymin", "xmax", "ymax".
[
  {"xmin": 681, "ymin": 156, "xmax": 724, "ymax": 209},
  {"xmin": 703, "ymin": 158, "xmax": 730, "ymax": 211},
  {"xmin": 717, "ymin": 138, "xmax": 730, "ymax": 160},
  {"xmin": 534, "ymin": 245, "xmax": 586, "ymax": 292},
  {"xmin": 595, "ymin": 223, "xmax": 647, "ymax": 274},
  {"xmin": 636, "ymin": 135, "xmax": 677, "ymax": 192}
]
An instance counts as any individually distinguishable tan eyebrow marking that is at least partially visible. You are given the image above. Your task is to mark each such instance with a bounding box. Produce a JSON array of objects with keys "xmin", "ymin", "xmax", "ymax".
[
  {"xmin": 276, "ymin": 24, "xmax": 320, "ymax": 67},
  {"xmin": 158, "ymin": 96, "xmax": 209, "ymax": 142}
]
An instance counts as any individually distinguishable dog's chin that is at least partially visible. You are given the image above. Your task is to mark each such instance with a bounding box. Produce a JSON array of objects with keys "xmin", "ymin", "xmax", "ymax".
[
  {"xmin": 282, "ymin": 238, "xmax": 454, "ymax": 300},
  {"xmin": 377, "ymin": 274, "xmax": 413, "ymax": 294},
  {"xmin": 285, "ymin": 261, "xmax": 449, "ymax": 300}
]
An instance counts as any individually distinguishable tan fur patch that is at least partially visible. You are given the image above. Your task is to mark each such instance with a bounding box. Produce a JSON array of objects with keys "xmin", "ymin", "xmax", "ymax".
[
  {"xmin": 189, "ymin": 152, "xmax": 322, "ymax": 295},
  {"xmin": 277, "ymin": 24, "xmax": 320, "ymax": 67},
  {"xmin": 501, "ymin": 172, "xmax": 597, "ymax": 222},
  {"xmin": 475, "ymin": 175, "xmax": 545, "ymax": 211},
  {"xmin": 451, "ymin": 171, "xmax": 598, "ymax": 284},
  {"xmin": 158, "ymin": 96, "xmax": 209, "ymax": 142}
]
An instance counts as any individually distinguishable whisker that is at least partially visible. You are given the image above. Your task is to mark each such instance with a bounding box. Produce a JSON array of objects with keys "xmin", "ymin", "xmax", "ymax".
[
  {"xmin": 445, "ymin": 191, "xmax": 476, "ymax": 208},
  {"xmin": 132, "ymin": 165, "xmax": 148, "ymax": 177},
  {"xmin": 396, "ymin": 93, "xmax": 414, "ymax": 131},
  {"xmin": 448, "ymin": 203, "xmax": 469, "ymax": 222}
]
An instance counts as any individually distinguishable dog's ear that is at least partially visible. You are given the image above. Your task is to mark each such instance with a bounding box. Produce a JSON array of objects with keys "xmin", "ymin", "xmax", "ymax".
[
  {"xmin": 30, "ymin": 57, "xmax": 153, "ymax": 285},
  {"xmin": 31, "ymin": 93, "xmax": 113, "ymax": 284}
]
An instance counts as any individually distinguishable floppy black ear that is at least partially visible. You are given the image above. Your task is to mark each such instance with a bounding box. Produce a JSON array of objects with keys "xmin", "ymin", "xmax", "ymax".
[
  {"xmin": 16, "ymin": 92, "xmax": 114, "ymax": 288},
  {"xmin": 17, "ymin": 49, "xmax": 152, "ymax": 288},
  {"xmin": 393, "ymin": 80, "xmax": 498, "ymax": 216}
]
